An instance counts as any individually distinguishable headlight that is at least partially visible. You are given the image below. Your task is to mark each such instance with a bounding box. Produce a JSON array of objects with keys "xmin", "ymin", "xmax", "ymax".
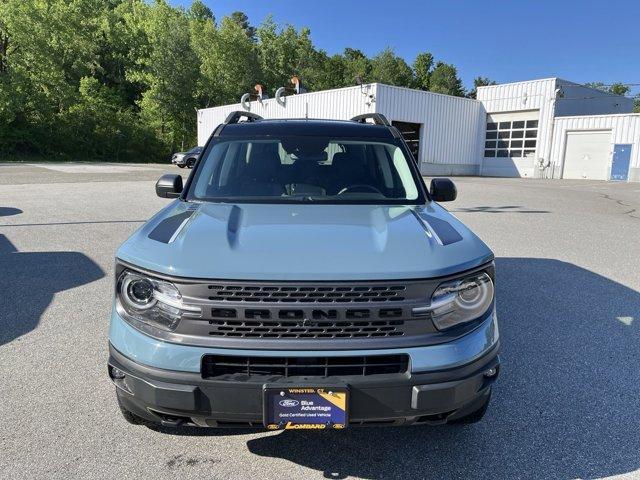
[
  {"xmin": 117, "ymin": 270, "xmax": 200, "ymax": 331},
  {"xmin": 429, "ymin": 271, "xmax": 494, "ymax": 331}
]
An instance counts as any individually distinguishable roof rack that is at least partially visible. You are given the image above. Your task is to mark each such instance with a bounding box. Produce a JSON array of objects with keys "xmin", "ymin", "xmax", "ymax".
[
  {"xmin": 350, "ymin": 113, "xmax": 391, "ymax": 127},
  {"xmin": 224, "ymin": 111, "xmax": 263, "ymax": 124}
]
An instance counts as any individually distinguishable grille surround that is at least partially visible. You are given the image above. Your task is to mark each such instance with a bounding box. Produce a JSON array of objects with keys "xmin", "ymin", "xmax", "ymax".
[{"xmin": 201, "ymin": 354, "xmax": 409, "ymax": 378}]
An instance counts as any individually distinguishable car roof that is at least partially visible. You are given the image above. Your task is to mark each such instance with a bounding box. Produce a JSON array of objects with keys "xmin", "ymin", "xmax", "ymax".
[{"xmin": 218, "ymin": 119, "xmax": 396, "ymax": 139}]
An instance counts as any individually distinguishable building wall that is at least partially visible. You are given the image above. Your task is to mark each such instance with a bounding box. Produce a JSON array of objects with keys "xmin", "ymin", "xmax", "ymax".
[
  {"xmin": 197, "ymin": 83, "xmax": 485, "ymax": 176},
  {"xmin": 197, "ymin": 84, "xmax": 378, "ymax": 145},
  {"xmin": 375, "ymin": 85, "xmax": 485, "ymax": 176},
  {"xmin": 554, "ymin": 79, "xmax": 634, "ymax": 117},
  {"xmin": 477, "ymin": 78, "xmax": 557, "ymax": 177},
  {"xmin": 549, "ymin": 114, "xmax": 640, "ymax": 181}
]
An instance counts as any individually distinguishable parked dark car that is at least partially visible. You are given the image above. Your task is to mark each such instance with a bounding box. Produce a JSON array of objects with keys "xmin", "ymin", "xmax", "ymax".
[{"xmin": 171, "ymin": 146, "xmax": 202, "ymax": 168}]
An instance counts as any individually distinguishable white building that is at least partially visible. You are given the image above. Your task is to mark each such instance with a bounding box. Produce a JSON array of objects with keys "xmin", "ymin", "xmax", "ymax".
[
  {"xmin": 197, "ymin": 78, "xmax": 639, "ymax": 182},
  {"xmin": 477, "ymin": 78, "xmax": 637, "ymax": 181}
]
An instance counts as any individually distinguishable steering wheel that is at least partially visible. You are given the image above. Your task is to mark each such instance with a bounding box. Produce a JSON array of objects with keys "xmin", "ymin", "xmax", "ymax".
[{"xmin": 337, "ymin": 184, "xmax": 383, "ymax": 195}]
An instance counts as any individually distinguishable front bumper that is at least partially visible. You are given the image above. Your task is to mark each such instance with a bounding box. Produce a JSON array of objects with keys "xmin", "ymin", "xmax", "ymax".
[{"xmin": 108, "ymin": 311, "xmax": 500, "ymax": 427}]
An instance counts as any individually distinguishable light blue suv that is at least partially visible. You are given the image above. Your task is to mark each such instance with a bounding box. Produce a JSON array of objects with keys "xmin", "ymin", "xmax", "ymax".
[{"xmin": 108, "ymin": 112, "xmax": 499, "ymax": 430}]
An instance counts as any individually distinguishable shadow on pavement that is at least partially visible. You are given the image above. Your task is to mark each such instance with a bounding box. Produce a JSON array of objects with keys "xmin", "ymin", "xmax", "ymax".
[
  {"xmin": 452, "ymin": 205, "xmax": 550, "ymax": 214},
  {"xmin": 0, "ymin": 234, "xmax": 104, "ymax": 346},
  {"xmin": 246, "ymin": 258, "xmax": 640, "ymax": 480},
  {"xmin": 0, "ymin": 207, "xmax": 23, "ymax": 216}
]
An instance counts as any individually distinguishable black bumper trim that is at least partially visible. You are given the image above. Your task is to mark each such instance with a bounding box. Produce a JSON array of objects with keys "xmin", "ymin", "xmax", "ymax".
[{"xmin": 108, "ymin": 343, "xmax": 499, "ymax": 427}]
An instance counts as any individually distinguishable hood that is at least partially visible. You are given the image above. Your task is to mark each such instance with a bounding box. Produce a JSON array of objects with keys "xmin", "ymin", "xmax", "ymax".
[{"xmin": 117, "ymin": 201, "xmax": 493, "ymax": 281}]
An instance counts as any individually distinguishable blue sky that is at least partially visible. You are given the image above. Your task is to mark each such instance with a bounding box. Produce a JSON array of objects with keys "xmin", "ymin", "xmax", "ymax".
[{"xmin": 173, "ymin": 0, "xmax": 640, "ymax": 94}]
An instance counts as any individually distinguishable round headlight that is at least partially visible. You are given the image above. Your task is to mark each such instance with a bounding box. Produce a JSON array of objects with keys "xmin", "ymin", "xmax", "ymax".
[
  {"xmin": 120, "ymin": 273, "xmax": 157, "ymax": 310},
  {"xmin": 430, "ymin": 272, "xmax": 494, "ymax": 331},
  {"xmin": 127, "ymin": 278, "xmax": 154, "ymax": 305},
  {"xmin": 116, "ymin": 269, "xmax": 201, "ymax": 332}
]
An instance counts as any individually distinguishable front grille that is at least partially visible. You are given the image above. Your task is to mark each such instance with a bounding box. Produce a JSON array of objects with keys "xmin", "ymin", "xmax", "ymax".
[
  {"xmin": 208, "ymin": 318, "xmax": 405, "ymax": 339},
  {"xmin": 206, "ymin": 284, "xmax": 407, "ymax": 303},
  {"xmin": 201, "ymin": 354, "xmax": 409, "ymax": 378},
  {"xmin": 174, "ymin": 278, "xmax": 441, "ymax": 346}
]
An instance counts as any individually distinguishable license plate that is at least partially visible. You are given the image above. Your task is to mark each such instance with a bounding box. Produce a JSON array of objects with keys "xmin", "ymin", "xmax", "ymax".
[{"xmin": 263, "ymin": 386, "xmax": 348, "ymax": 430}]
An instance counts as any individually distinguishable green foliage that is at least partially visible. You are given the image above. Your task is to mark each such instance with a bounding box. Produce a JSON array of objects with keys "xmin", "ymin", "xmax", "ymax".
[
  {"xmin": 468, "ymin": 76, "xmax": 496, "ymax": 99},
  {"xmin": 131, "ymin": 0, "xmax": 200, "ymax": 151},
  {"xmin": 369, "ymin": 48, "xmax": 414, "ymax": 87},
  {"xmin": 229, "ymin": 11, "xmax": 256, "ymax": 40},
  {"xmin": 341, "ymin": 48, "xmax": 371, "ymax": 85},
  {"xmin": 0, "ymin": 1, "xmax": 473, "ymax": 162},
  {"xmin": 429, "ymin": 62, "xmax": 465, "ymax": 96},
  {"xmin": 195, "ymin": 16, "xmax": 259, "ymax": 106},
  {"xmin": 413, "ymin": 52, "xmax": 434, "ymax": 90}
]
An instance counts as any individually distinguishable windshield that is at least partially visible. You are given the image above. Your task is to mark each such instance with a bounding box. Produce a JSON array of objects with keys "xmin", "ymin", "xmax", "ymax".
[{"xmin": 187, "ymin": 136, "xmax": 425, "ymax": 204}]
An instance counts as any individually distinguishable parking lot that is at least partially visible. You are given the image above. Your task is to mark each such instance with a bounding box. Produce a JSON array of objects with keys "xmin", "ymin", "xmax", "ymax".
[{"xmin": 1, "ymin": 162, "xmax": 639, "ymax": 480}]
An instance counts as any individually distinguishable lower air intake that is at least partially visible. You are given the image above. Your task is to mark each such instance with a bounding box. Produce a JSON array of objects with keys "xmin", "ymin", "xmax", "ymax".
[{"xmin": 201, "ymin": 354, "xmax": 409, "ymax": 378}]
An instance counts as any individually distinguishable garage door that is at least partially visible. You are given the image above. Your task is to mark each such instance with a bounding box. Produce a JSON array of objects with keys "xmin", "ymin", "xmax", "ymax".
[{"xmin": 562, "ymin": 131, "xmax": 611, "ymax": 180}]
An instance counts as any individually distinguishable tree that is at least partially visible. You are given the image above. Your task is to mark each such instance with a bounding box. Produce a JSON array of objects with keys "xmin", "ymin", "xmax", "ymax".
[
  {"xmin": 468, "ymin": 76, "xmax": 496, "ymax": 99},
  {"xmin": 370, "ymin": 48, "xmax": 414, "ymax": 87},
  {"xmin": 255, "ymin": 18, "xmax": 320, "ymax": 92},
  {"xmin": 342, "ymin": 48, "xmax": 371, "ymax": 85},
  {"xmin": 413, "ymin": 52, "xmax": 434, "ymax": 90},
  {"xmin": 230, "ymin": 11, "xmax": 256, "ymax": 40},
  {"xmin": 585, "ymin": 82, "xmax": 630, "ymax": 96},
  {"xmin": 195, "ymin": 16, "xmax": 259, "ymax": 106},
  {"xmin": 129, "ymin": 0, "xmax": 200, "ymax": 151},
  {"xmin": 189, "ymin": 0, "xmax": 214, "ymax": 22},
  {"xmin": 0, "ymin": 19, "xmax": 8, "ymax": 75},
  {"xmin": 0, "ymin": 2, "xmax": 480, "ymax": 161},
  {"xmin": 429, "ymin": 62, "xmax": 465, "ymax": 96}
]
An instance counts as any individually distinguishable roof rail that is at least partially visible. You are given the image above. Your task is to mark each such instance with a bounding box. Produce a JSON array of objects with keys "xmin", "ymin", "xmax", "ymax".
[
  {"xmin": 350, "ymin": 113, "xmax": 391, "ymax": 127},
  {"xmin": 224, "ymin": 111, "xmax": 263, "ymax": 124}
]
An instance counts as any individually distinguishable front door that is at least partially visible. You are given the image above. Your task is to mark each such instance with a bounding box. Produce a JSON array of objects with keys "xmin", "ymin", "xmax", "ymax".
[{"xmin": 610, "ymin": 144, "xmax": 632, "ymax": 181}]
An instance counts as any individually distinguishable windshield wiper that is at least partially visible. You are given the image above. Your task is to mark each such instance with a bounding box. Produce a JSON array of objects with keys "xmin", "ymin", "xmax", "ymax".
[{"xmin": 280, "ymin": 195, "xmax": 317, "ymax": 202}]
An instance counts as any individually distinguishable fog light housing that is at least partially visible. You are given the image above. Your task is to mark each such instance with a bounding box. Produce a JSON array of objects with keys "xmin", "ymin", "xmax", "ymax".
[
  {"xmin": 484, "ymin": 367, "xmax": 497, "ymax": 378},
  {"xmin": 109, "ymin": 366, "xmax": 126, "ymax": 380}
]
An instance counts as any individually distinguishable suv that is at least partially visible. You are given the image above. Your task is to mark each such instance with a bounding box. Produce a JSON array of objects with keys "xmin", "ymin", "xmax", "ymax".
[
  {"xmin": 171, "ymin": 146, "xmax": 203, "ymax": 169},
  {"xmin": 108, "ymin": 112, "xmax": 499, "ymax": 430}
]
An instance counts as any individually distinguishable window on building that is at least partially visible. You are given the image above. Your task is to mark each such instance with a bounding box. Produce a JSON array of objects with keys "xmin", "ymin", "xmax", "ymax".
[{"xmin": 484, "ymin": 118, "xmax": 538, "ymax": 158}]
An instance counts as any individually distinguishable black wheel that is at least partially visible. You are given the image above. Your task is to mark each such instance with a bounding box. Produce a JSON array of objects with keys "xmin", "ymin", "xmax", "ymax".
[
  {"xmin": 449, "ymin": 389, "xmax": 491, "ymax": 425},
  {"xmin": 116, "ymin": 393, "xmax": 159, "ymax": 428},
  {"xmin": 177, "ymin": 164, "xmax": 185, "ymax": 169}
]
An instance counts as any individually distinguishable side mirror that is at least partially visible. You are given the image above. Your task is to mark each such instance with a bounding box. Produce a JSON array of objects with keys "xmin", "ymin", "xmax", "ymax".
[
  {"xmin": 429, "ymin": 178, "xmax": 457, "ymax": 202},
  {"xmin": 156, "ymin": 174, "xmax": 183, "ymax": 198}
]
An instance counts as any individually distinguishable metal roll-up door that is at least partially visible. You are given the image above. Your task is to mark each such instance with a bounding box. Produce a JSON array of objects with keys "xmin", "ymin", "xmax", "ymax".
[{"xmin": 562, "ymin": 131, "xmax": 612, "ymax": 180}]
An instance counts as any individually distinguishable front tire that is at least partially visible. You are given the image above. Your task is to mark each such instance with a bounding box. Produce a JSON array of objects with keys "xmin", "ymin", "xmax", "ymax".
[
  {"xmin": 116, "ymin": 393, "xmax": 159, "ymax": 428},
  {"xmin": 117, "ymin": 395, "xmax": 144, "ymax": 424},
  {"xmin": 448, "ymin": 389, "xmax": 491, "ymax": 425},
  {"xmin": 177, "ymin": 164, "xmax": 185, "ymax": 169}
]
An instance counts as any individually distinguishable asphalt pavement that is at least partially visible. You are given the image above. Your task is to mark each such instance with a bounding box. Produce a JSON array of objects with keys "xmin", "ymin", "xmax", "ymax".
[{"xmin": 0, "ymin": 162, "xmax": 639, "ymax": 480}]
